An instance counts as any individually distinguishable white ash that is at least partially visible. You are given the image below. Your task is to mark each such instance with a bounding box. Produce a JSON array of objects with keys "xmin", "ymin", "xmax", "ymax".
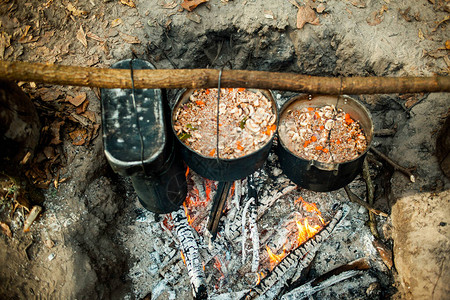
[{"xmin": 118, "ymin": 150, "xmax": 390, "ymax": 299}]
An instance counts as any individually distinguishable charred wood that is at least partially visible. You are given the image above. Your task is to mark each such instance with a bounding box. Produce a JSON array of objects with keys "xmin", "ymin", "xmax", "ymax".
[
  {"xmin": 281, "ymin": 257, "xmax": 370, "ymax": 300},
  {"xmin": 172, "ymin": 209, "xmax": 207, "ymax": 300},
  {"xmin": 241, "ymin": 207, "xmax": 346, "ymax": 300}
]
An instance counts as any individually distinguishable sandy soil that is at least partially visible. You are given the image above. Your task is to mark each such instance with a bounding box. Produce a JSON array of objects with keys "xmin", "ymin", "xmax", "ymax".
[{"xmin": 0, "ymin": 0, "xmax": 449, "ymax": 299}]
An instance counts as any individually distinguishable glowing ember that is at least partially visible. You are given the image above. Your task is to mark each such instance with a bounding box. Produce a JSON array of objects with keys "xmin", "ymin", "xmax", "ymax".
[
  {"xmin": 266, "ymin": 245, "xmax": 286, "ymax": 270},
  {"xmin": 180, "ymin": 250, "xmax": 186, "ymax": 266}
]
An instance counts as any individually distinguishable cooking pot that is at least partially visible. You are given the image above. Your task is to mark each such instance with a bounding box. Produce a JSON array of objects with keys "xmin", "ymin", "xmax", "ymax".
[
  {"xmin": 277, "ymin": 94, "xmax": 373, "ymax": 192},
  {"xmin": 171, "ymin": 89, "xmax": 277, "ymax": 182},
  {"xmin": 101, "ymin": 59, "xmax": 187, "ymax": 214}
]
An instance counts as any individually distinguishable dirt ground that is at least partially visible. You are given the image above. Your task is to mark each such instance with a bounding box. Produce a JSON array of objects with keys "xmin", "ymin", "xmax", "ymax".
[{"xmin": 0, "ymin": 0, "xmax": 449, "ymax": 299}]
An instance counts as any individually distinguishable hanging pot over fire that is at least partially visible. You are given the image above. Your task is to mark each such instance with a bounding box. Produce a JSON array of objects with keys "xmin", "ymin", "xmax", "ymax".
[
  {"xmin": 171, "ymin": 88, "xmax": 278, "ymax": 182},
  {"xmin": 277, "ymin": 94, "xmax": 373, "ymax": 192}
]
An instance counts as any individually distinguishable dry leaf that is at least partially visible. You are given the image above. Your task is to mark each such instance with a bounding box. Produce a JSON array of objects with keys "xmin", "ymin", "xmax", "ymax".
[
  {"xmin": 67, "ymin": 93, "xmax": 87, "ymax": 107},
  {"xmin": 350, "ymin": 0, "xmax": 366, "ymax": 8},
  {"xmin": 111, "ymin": 18, "xmax": 123, "ymax": 28},
  {"xmin": 44, "ymin": 239, "xmax": 55, "ymax": 249},
  {"xmin": 87, "ymin": 32, "xmax": 104, "ymax": 43},
  {"xmin": 405, "ymin": 98, "xmax": 419, "ymax": 109},
  {"xmin": 0, "ymin": 31, "xmax": 11, "ymax": 60},
  {"xmin": 82, "ymin": 111, "xmax": 96, "ymax": 123},
  {"xmin": 432, "ymin": 15, "xmax": 450, "ymax": 32},
  {"xmin": 443, "ymin": 55, "xmax": 450, "ymax": 67},
  {"xmin": 161, "ymin": 1, "xmax": 178, "ymax": 9},
  {"xmin": 76, "ymin": 25, "xmax": 88, "ymax": 48},
  {"xmin": 316, "ymin": 3, "xmax": 326, "ymax": 13},
  {"xmin": 0, "ymin": 222, "xmax": 12, "ymax": 238},
  {"xmin": 67, "ymin": 3, "xmax": 88, "ymax": 18},
  {"xmin": 76, "ymin": 99, "xmax": 89, "ymax": 114},
  {"xmin": 69, "ymin": 128, "xmax": 88, "ymax": 146},
  {"xmin": 297, "ymin": 5, "xmax": 320, "ymax": 29},
  {"xmin": 418, "ymin": 28, "xmax": 424, "ymax": 40},
  {"xmin": 445, "ymin": 40, "xmax": 450, "ymax": 50},
  {"xmin": 181, "ymin": 0, "xmax": 209, "ymax": 12},
  {"xmin": 399, "ymin": 7, "xmax": 412, "ymax": 22},
  {"xmin": 119, "ymin": 32, "xmax": 141, "ymax": 44},
  {"xmin": 49, "ymin": 120, "xmax": 64, "ymax": 145},
  {"xmin": 367, "ymin": 5, "xmax": 388, "ymax": 26},
  {"xmin": 120, "ymin": 0, "xmax": 136, "ymax": 8},
  {"xmin": 264, "ymin": 10, "xmax": 274, "ymax": 19}
]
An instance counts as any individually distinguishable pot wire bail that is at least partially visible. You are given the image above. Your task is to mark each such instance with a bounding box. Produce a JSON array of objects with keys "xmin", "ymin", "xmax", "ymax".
[
  {"xmin": 129, "ymin": 57, "xmax": 146, "ymax": 173},
  {"xmin": 322, "ymin": 76, "xmax": 343, "ymax": 166},
  {"xmin": 215, "ymin": 68, "xmax": 224, "ymax": 163}
]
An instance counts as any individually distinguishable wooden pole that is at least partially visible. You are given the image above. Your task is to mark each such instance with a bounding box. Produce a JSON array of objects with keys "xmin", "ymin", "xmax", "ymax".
[{"xmin": 1, "ymin": 60, "xmax": 450, "ymax": 94}]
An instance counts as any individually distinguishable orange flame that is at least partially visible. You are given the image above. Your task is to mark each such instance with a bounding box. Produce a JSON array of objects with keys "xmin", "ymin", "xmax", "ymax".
[
  {"xmin": 297, "ymin": 196, "xmax": 326, "ymax": 225},
  {"xmin": 266, "ymin": 245, "xmax": 286, "ymax": 270},
  {"xmin": 296, "ymin": 217, "xmax": 322, "ymax": 245},
  {"xmin": 185, "ymin": 166, "xmax": 190, "ymax": 178}
]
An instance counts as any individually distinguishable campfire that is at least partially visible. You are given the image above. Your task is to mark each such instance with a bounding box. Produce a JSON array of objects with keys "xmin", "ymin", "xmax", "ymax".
[{"xmin": 145, "ymin": 143, "xmax": 385, "ymax": 300}]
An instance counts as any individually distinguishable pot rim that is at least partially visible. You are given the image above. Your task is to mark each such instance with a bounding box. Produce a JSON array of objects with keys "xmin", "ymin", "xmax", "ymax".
[
  {"xmin": 278, "ymin": 94, "xmax": 374, "ymax": 170},
  {"xmin": 171, "ymin": 88, "xmax": 278, "ymax": 162}
]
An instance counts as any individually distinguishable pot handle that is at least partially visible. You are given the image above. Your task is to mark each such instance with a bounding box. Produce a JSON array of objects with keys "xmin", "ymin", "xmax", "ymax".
[{"xmin": 307, "ymin": 160, "xmax": 340, "ymax": 174}]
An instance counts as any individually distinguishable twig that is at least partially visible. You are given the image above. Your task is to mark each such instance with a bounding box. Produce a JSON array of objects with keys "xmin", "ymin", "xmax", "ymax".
[
  {"xmin": 374, "ymin": 128, "xmax": 397, "ymax": 137},
  {"xmin": 370, "ymin": 147, "xmax": 416, "ymax": 182},
  {"xmin": 362, "ymin": 158, "xmax": 380, "ymax": 239},
  {"xmin": 343, "ymin": 186, "xmax": 388, "ymax": 217}
]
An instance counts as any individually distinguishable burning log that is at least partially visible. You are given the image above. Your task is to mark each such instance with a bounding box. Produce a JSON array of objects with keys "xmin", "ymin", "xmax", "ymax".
[
  {"xmin": 281, "ymin": 258, "xmax": 370, "ymax": 300},
  {"xmin": 207, "ymin": 181, "xmax": 231, "ymax": 240},
  {"xmin": 241, "ymin": 207, "xmax": 347, "ymax": 300},
  {"xmin": 172, "ymin": 209, "xmax": 208, "ymax": 300},
  {"xmin": 225, "ymin": 183, "xmax": 296, "ymax": 241}
]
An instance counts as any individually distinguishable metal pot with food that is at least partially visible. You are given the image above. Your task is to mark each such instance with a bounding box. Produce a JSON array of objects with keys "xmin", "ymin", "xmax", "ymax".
[
  {"xmin": 277, "ymin": 94, "xmax": 373, "ymax": 192},
  {"xmin": 172, "ymin": 88, "xmax": 278, "ymax": 182}
]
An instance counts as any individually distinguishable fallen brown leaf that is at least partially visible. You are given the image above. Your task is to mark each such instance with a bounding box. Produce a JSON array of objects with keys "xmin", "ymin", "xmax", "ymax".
[
  {"xmin": 399, "ymin": 7, "xmax": 412, "ymax": 22},
  {"xmin": 82, "ymin": 111, "xmax": 96, "ymax": 123},
  {"xmin": 67, "ymin": 3, "xmax": 88, "ymax": 18},
  {"xmin": 76, "ymin": 99, "xmax": 89, "ymax": 114},
  {"xmin": 446, "ymin": 40, "xmax": 450, "ymax": 50},
  {"xmin": 432, "ymin": 15, "xmax": 450, "ymax": 32},
  {"xmin": 0, "ymin": 31, "xmax": 11, "ymax": 60},
  {"xmin": 119, "ymin": 32, "xmax": 141, "ymax": 44},
  {"xmin": 316, "ymin": 3, "xmax": 326, "ymax": 13},
  {"xmin": 69, "ymin": 128, "xmax": 88, "ymax": 146},
  {"xmin": 0, "ymin": 222, "xmax": 12, "ymax": 238},
  {"xmin": 297, "ymin": 5, "xmax": 320, "ymax": 29},
  {"xmin": 76, "ymin": 25, "xmax": 88, "ymax": 48},
  {"xmin": 350, "ymin": 0, "xmax": 366, "ymax": 8},
  {"xmin": 367, "ymin": 5, "xmax": 388, "ymax": 26},
  {"xmin": 66, "ymin": 93, "xmax": 87, "ymax": 107},
  {"xmin": 49, "ymin": 120, "xmax": 65, "ymax": 145},
  {"xmin": 111, "ymin": 18, "xmax": 123, "ymax": 28},
  {"xmin": 161, "ymin": 1, "xmax": 178, "ymax": 9},
  {"xmin": 120, "ymin": 0, "xmax": 136, "ymax": 8},
  {"xmin": 404, "ymin": 98, "xmax": 418, "ymax": 109},
  {"xmin": 87, "ymin": 32, "xmax": 104, "ymax": 43},
  {"xmin": 44, "ymin": 239, "xmax": 55, "ymax": 248},
  {"xmin": 181, "ymin": 0, "xmax": 209, "ymax": 12}
]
